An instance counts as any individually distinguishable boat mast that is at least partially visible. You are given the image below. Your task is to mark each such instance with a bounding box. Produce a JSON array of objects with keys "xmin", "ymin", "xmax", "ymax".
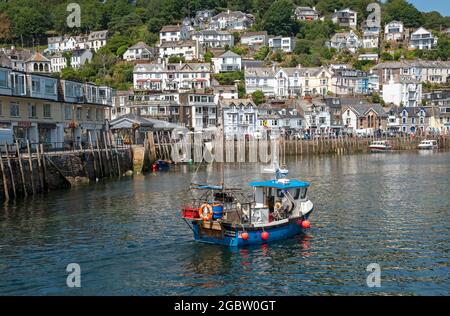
[{"xmin": 220, "ymin": 102, "xmax": 225, "ymax": 192}]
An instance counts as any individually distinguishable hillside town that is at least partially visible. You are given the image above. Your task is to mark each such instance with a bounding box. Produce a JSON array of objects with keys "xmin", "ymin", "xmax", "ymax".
[
  {"xmin": 1, "ymin": 1, "xmax": 450, "ymax": 300},
  {"xmin": 0, "ymin": 4, "xmax": 449, "ymax": 147}
]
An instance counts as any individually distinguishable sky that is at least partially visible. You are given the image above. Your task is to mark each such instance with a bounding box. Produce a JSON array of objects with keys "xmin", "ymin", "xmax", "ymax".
[{"xmin": 407, "ymin": 0, "xmax": 450, "ymax": 16}]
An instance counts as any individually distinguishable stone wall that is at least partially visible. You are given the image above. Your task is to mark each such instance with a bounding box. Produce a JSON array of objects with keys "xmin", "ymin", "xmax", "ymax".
[{"xmin": 0, "ymin": 148, "xmax": 133, "ymax": 202}]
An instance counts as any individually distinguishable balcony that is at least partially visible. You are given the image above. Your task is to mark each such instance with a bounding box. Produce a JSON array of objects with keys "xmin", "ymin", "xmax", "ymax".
[{"xmin": 220, "ymin": 64, "xmax": 241, "ymax": 72}]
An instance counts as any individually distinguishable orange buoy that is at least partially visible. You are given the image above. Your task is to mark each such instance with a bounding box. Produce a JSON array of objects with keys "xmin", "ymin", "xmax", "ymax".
[
  {"xmin": 301, "ymin": 220, "xmax": 311, "ymax": 229},
  {"xmin": 261, "ymin": 231, "xmax": 269, "ymax": 240},
  {"xmin": 241, "ymin": 232, "xmax": 249, "ymax": 240}
]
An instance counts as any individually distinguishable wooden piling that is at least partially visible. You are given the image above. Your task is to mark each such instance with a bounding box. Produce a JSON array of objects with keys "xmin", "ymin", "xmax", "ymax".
[
  {"xmin": 106, "ymin": 132, "xmax": 116, "ymax": 176},
  {"xmin": 0, "ymin": 149, "xmax": 9, "ymax": 201},
  {"xmin": 102, "ymin": 132, "xmax": 112, "ymax": 177},
  {"xmin": 15, "ymin": 140, "xmax": 27, "ymax": 196},
  {"xmin": 35, "ymin": 144, "xmax": 44, "ymax": 191},
  {"xmin": 95, "ymin": 131, "xmax": 104, "ymax": 177},
  {"xmin": 40, "ymin": 144, "xmax": 48, "ymax": 191},
  {"xmin": 110, "ymin": 131, "xmax": 121, "ymax": 177},
  {"xmin": 88, "ymin": 131, "xmax": 98, "ymax": 179},
  {"xmin": 26, "ymin": 140, "xmax": 36, "ymax": 195},
  {"xmin": 5, "ymin": 144, "xmax": 16, "ymax": 198}
]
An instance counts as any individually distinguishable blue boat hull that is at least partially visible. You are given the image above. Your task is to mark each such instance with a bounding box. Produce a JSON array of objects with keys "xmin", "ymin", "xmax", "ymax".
[{"xmin": 192, "ymin": 217, "xmax": 309, "ymax": 247}]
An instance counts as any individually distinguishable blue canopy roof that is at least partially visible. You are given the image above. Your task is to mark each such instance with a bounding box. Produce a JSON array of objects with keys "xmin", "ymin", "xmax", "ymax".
[{"xmin": 249, "ymin": 179, "xmax": 310, "ymax": 189}]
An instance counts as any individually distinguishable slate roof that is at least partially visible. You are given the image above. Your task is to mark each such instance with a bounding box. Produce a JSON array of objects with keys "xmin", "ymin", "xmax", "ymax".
[
  {"xmin": 88, "ymin": 30, "xmax": 108, "ymax": 41},
  {"xmin": 343, "ymin": 103, "xmax": 388, "ymax": 117},
  {"xmin": 218, "ymin": 50, "xmax": 241, "ymax": 58},
  {"xmin": 159, "ymin": 40, "xmax": 196, "ymax": 48},
  {"xmin": 245, "ymin": 67, "xmax": 275, "ymax": 77},
  {"xmin": 128, "ymin": 41, "xmax": 152, "ymax": 51}
]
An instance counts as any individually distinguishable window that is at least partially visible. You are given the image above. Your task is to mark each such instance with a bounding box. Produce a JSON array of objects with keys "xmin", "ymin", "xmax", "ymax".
[
  {"xmin": 32, "ymin": 79, "xmax": 41, "ymax": 93},
  {"xmin": 10, "ymin": 102, "xmax": 19, "ymax": 117},
  {"xmin": 28, "ymin": 103, "xmax": 37, "ymax": 118},
  {"xmin": 43, "ymin": 104, "xmax": 51, "ymax": 118},
  {"xmin": 0, "ymin": 70, "xmax": 8, "ymax": 87},
  {"xmin": 76, "ymin": 107, "xmax": 82, "ymax": 120},
  {"xmin": 45, "ymin": 80, "xmax": 55, "ymax": 95},
  {"xmin": 65, "ymin": 106, "xmax": 72, "ymax": 120}
]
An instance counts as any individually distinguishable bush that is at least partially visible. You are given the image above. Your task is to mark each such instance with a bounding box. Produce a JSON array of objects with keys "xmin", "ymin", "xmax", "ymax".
[
  {"xmin": 214, "ymin": 71, "xmax": 244, "ymax": 86},
  {"xmin": 251, "ymin": 90, "xmax": 265, "ymax": 105}
]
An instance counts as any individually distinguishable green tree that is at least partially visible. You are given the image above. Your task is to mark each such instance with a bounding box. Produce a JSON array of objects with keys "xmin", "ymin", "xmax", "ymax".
[
  {"xmin": 437, "ymin": 36, "xmax": 450, "ymax": 60},
  {"xmin": 294, "ymin": 39, "xmax": 312, "ymax": 55},
  {"xmin": 62, "ymin": 51, "xmax": 73, "ymax": 68},
  {"xmin": 204, "ymin": 51, "xmax": 213, "ymax": 63},
  {"xmin": 262, "ymin": 0, "xmax": 297, "ymax": 36},
  {"xmin": 383, "ymin": 0, "xmax": 424, "ymax": 28}
]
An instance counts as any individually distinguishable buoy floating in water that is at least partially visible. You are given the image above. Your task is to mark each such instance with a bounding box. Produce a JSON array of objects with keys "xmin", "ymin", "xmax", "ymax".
[
  {"xmin": 301, "ymin": 220, "xmax": 311, "ymax": 229},
  {"xmin": 241, "ymin": 232, "xmax": 249, "ymax": 240},
  {"xmin": 261, "ymin": 231, "xmax": 269, "ymax": 240}
]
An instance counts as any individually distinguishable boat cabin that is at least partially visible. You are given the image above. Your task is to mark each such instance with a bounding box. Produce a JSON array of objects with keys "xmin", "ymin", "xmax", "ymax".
[{"xmin": 249, "ymin": 179, "xmax": 310, "ymax": 225}]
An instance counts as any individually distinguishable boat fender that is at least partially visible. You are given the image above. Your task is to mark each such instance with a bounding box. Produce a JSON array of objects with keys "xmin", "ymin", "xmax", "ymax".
[{"xmin": 199, "ymin": 203, "xmax": 213, "ymax": 221}]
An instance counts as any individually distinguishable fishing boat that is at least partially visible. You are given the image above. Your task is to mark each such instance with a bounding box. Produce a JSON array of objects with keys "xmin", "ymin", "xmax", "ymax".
[
  {"xmin": 417, "ymin": 140, "xmax": 438, "ymax": 150},
  {"xmin": 181, "ymin": 165, "xmax": 314, "ymax": 247},
  {"xmin": 369, "ymin": 140, "xmax": 392, "ymax": 152}
]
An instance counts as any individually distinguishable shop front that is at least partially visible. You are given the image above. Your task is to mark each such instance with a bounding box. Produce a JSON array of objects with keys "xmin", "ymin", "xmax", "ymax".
[{"xmin": 11, "ymin": 121, "xmax": 38, "ymax": 148}]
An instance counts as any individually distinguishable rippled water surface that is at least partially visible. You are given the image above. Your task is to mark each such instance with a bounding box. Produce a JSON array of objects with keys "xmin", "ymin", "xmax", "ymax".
[{"xmin": 0, "ymin": 151, "xmax": 449, "ymax": 295}]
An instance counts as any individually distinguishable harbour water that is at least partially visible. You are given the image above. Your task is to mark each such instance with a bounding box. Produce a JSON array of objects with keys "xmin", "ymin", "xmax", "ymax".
[{"xmin": 0, "ymin": 151, "xmax": 449, "ymax": 295}]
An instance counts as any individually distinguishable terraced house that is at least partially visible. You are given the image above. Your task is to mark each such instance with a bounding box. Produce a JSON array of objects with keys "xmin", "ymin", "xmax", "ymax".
[
  {"xmin": 133, "ymin": 62, "xmax": 211, "ymax": 93},
  {"xmin": 373, "ymin": 60, "xmax": 450, "ymax": 84},
  {"xmin": 0, "ymin": 66, "xmax": 113, "ymax": 148}
]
